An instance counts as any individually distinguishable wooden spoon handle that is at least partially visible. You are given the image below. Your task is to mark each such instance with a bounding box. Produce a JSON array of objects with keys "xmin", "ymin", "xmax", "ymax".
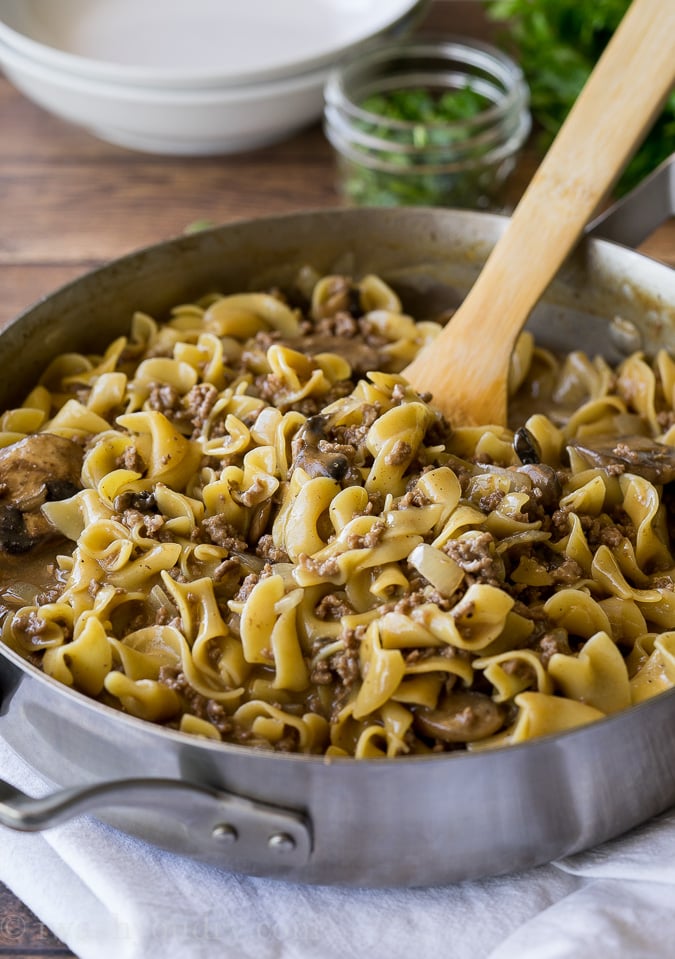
[{"xmin": 404, "ymin": 0, "xmax": 675, "ymax": 425}]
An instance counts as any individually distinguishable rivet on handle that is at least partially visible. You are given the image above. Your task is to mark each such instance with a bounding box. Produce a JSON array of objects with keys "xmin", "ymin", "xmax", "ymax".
[
  {"xmin": 268, "ymin": 832, "xmax": 296, "ymax": 853},
  {"xmin": 212, "ymin": 823, "xmax": 238, "ymax": 844}
]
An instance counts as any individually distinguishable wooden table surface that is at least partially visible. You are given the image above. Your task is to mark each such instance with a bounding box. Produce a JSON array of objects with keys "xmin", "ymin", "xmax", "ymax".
[{"xmin": 0, "ymin": 2, "xmax": 673, "ymax": 956}]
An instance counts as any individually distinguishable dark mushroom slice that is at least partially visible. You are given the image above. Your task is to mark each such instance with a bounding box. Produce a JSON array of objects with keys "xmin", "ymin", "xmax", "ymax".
[
  {"xmin": 0, "ymin": 505, "xmax": 34, "ymax": 554},
  {"xmin": 514, "ymin": 426, "xmax": 542, "ymax": 465},
  {"xmin": 511, "ymin": 427, "xmax": 566, "ymax": 507},
  {"xmin": 0, "ymin": 433, "xmax": 84, "ymax": 552},
  {"xmin": 290, "ymin": 414, "xmax": 361, "ymax": 483},
  {"xmin": 414, "ymin": 690, "xmax": 506, "ymax": 744},
  {"xmin": 567, "ymin": 434, "xmax": 675, "ymax": 485},
  {"xmin": 113, "ymin": 490, "xmax": 158, "ymax": 513}
]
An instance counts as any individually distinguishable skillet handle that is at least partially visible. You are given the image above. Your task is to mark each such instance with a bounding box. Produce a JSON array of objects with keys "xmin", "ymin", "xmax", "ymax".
[
  {"xmin": 587, "ymin": 154, "xmax": 675, "ymax": 248},
  {"xmin": 0, "ymin": 776, "xmax": 312, "ymax": 871}
]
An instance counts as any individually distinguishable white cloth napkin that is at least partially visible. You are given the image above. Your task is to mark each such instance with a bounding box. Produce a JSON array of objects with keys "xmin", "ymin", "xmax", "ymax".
[{"xmin": 2, "ymin": 734, "xmax": 674, "ymax": 959}]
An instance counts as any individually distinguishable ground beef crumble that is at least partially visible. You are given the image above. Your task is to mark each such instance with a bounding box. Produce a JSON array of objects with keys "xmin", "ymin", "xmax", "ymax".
[
  {"xmin": 315, "ymin": 592, "xmax": 353, "ymax": 620},
  {"xmin": 444, "ymin": 532, "xmax": 503, "ymax": 587},
  {"xmin": 118, "ymin": 445, "xmax": 146, "ymax": 473},
  {"xmin": 147, "ymin": 383, "xmax": 182, "ymax": 417},
  {"xmin": 384, "ymin": 440, "xmax": 412, "ymax": 467},
  {"xmin": 255, "ymin": 534, "xmax": 289, "ymax": 563},
  {"xmin": 329, "ymin": 626, "xmax": 364, "ymax": 692},
  {"xmin": 185, "ymin": 383, "xmax": 219, "ymax": 431},
  {"xmin": 536, "ymin": 628, "xmax": 572, "ymax": 666},
  {"xmin": 581, "ymin": 512, "xmax": 636, "ymax": 550},
  {"xmin": 200, "ymin": 514, "xmax": 248, "ymax": 552},
  {"xmin": 158, "ymin": 665, "xmax": 233, "ymax": 737},
  {"xmin": 548, "ymin": 557, "xmax": 584, "ymax": 586},
  {"xmin": 345, "ymin": 521, "xmax": 385, "ymax": 550},
  {"xmin": 119, "ymin": 508, "xmax": 166, "ymax": 538}
]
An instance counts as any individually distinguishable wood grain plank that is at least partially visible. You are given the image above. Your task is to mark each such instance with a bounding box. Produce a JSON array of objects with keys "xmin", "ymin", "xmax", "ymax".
[
  {"xmin": 0, "ymin": 884, "xmax": 72, "ymax": 957},
  {"xmin": 0, "ymin": 133, "xmax": 340, "ymax": 265}
]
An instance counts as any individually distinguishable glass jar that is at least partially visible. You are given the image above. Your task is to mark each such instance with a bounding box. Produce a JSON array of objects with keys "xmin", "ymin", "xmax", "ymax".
[{"xmin": 323, "ymin": 37, "xmax": 531, "ymax": 210}]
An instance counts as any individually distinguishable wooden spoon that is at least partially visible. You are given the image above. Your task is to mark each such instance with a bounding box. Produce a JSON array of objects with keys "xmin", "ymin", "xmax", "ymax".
[{"xmin": 402, "ymin": 0, "xmax": 675, "ymax": 427}]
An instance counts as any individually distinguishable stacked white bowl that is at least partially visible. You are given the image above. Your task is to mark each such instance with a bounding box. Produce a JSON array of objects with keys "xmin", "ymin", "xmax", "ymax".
[{"xmin": 0, "ymin": 0, "xmax": 427, "ymax": 155}]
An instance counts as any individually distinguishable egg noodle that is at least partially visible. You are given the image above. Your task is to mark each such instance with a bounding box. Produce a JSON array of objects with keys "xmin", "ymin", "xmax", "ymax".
[{"xmin": 2, "ymin": 268, "xmax": 675, "ymax": 758}]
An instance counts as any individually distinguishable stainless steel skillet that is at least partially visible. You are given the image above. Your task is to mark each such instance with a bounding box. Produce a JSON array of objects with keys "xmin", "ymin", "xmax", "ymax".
[{"xmin": 0, "ymin": 190, "xmax": 674, "ymax": 888}]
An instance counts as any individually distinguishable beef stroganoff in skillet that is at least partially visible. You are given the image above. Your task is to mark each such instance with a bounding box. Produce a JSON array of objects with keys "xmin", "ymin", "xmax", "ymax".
[{"xmin": 2, "ymin": 266, "xmax": 675, "ymax": 758}]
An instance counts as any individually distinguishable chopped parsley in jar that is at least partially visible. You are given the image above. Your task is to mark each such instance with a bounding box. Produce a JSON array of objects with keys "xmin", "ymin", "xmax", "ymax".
[
  {"xmin": 324, "ymin": 39, "xmax": 531, "ymax": 208},
  {"xmin": 361, "ymin": 86, "xmax": 492, "ymax": 131}
]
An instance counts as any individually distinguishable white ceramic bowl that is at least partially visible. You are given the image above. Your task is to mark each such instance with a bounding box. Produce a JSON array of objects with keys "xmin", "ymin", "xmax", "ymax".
[
  {"xmin": 0, "ymin": 36, "xmax": 332, "ymax": 154},
  {"xmin": 0, "ymin": 0, "xmax": 426, "ymax": 89}
]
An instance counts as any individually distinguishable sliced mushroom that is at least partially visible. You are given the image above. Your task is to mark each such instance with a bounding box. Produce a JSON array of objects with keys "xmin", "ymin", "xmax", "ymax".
[
  {"xmin": 414, "ymin": 690, "xmax": 506, "ymax": 743},
  {"xmin": 291, "ymin": 414, "xmax": 360, "ymax": 483},
  {"xmin": 248, "ymin": 498, "xmax": 273, "ymax": 543},
  {"xmin": 567, "ymin": 435, "xmax": 675, "ymax": 485},
  {"xmin": 513, "ymin": 463, "xmax": 563, "ymax": 510},
  {"xmin": 0, "ymin": 505, "xmax": 34, "ymax": 554},
  {"xmin": 0, "ymin": 433, "xmax": 83, "ymax": 552},
  {"xmin": 514, "ymin": 426, "xmax": 541, "ymax": 465},
  {"xmin": 113, "ymin": 490, "xmax": 157, "ymax": 513}
]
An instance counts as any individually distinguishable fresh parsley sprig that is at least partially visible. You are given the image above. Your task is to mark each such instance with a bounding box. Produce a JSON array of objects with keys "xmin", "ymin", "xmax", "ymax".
[{"xmin": 484, "ymin": 0, "xmax": 675, "ymax": 193}]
